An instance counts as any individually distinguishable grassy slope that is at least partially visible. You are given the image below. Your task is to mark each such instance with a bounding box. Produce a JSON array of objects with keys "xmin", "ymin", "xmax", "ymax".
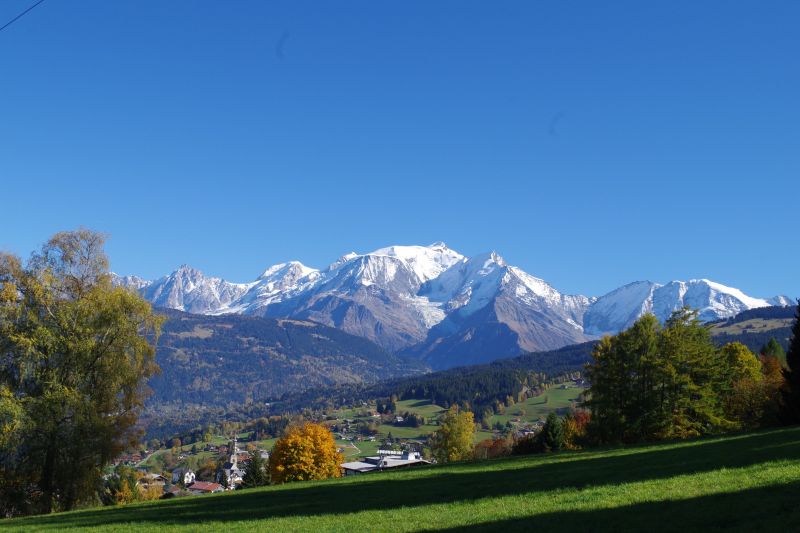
[
  {"xmin": 335, "ymin": 390, "xmax": 580, "ymax": 455},
  {"xmin": 487, "ymin": 384, "xmax": 585, "ymax": 427},
  {"xmin": 709, "ymin": 318, "xmax": 794, "ymax": 335},
  {"xmin": 6, "ymin": 427, "xmax": 800, "ymax": 532}
]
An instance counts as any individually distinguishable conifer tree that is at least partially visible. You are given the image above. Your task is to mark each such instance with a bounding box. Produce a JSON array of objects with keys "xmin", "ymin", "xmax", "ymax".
[
  {"xmin": 541, "ymin": 412, "xmax": 565, "ymax": 452},
  {"xmin": 781, "ymin": 300, "xmax": 800, "ymax": 424},
  {"xmin": 761, "ymin": 338, "xmax": 787, "ymax": 368},
  {"xmin": 242, "ymin": 451, "xmax": 269, "ymax": 488}
]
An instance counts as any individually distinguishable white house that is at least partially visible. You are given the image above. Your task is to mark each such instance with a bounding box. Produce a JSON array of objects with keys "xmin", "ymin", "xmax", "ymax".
[
  {"xmin": 171, "ymin": 468, "xmax": 196, "ymax": 486},
  {"xmin": 341, "ymin": 451, "xmax": 429, "ymax": 476}
]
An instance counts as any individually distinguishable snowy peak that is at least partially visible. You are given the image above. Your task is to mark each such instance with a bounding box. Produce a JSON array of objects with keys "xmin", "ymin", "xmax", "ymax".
[
  {"xmin": 141, "ymin": 265, "xmax": 252, "ymax": 314},
  {"xmin": 364, "ymin": 243, "xmax": 465, "ymax": 284},
  {"xmin": 111, "ymin": 273, "xmax": 152, "ymax": 291},
  {"xmin": 328, "ymin": 252, "xmax": 358, "ymax": 270},
  {"xmin": 770, "ymin": 295, "xmax": 795, "ymax": 307},
  {"xmin": 259, "ymin": 260, "xmax": 317, "ymax": 281},
  {"xmin": 584, "ymin": 278, "xmax": 780, "ymax": 336},
  {"xmin": 421, "ymin": 251, "xmax": 506, "ymax": 311},
  {"xmin": 421, "ymin": 250, "xmax": 589, "ymax": 337}
]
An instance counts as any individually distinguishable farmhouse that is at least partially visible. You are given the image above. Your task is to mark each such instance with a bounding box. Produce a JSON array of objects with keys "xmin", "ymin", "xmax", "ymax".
[
  {"xmin": 341, "ymin": 451, "xmax": 430, "ymax": 476},
  {"xmin": 187, "ymin": 481, "xmax": 224, "ymax": 495}
]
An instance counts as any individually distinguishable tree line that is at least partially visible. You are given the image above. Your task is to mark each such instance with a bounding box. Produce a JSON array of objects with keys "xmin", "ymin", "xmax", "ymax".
[{"xmin": 585, "ymin": 308, "xmax": 794, "ymax": 444}]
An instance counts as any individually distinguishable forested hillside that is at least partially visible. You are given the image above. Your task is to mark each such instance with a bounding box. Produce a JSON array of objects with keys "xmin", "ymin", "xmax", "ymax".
[{"xmin": 149, "ymin": 309, "xmax": 427, "ymax": 405}]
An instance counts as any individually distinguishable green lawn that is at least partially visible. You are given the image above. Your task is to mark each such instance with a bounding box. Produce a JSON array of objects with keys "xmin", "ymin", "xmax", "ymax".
[
  {"xmin": 6, "ymin": 427, "xmax": 800, "ymax": 531},
  {"xmin": 488, "ymin": 384, "xmax": 586, "ymax": 427}
]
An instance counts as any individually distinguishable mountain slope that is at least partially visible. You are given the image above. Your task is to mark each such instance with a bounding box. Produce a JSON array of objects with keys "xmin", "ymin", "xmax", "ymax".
[
  {"xmin": 149, "ymin": 309, "xmax": 427, "ymax": 406},
  {"xmin": 404, "ymin": 252, "xmax": 592, "ymax": 368},
  {"xmin": 255, "ymin": 244, "xmax": 465, "ymax": 352}
]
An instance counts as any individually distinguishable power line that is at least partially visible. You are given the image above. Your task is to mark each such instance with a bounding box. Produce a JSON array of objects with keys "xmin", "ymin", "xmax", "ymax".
[{"xmin": 0, "ymin": 0, "xmax": 46, "ymax": 34}]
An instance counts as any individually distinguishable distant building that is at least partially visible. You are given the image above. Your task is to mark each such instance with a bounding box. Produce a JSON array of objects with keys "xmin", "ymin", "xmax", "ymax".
[
  {"xmin": 217, "ymin": 434, "xmax": 245, "ymax": 488},
  {"xmin": 138, "ymin": 473, "xmax": 167, "ymax": 491},
  {"xmin": 340, "ymin": 451, "xmax": 430, "ymax": 476},
  {"xmin": 187, "ymin": 481, "xmax": 224, "ymax": 495},
  {"xmin": 172, "ymin": 468, "xmax": 196, "ymax": 486}
]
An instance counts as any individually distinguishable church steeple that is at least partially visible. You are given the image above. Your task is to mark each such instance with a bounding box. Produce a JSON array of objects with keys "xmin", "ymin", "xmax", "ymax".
[{"xmin": 229, "ymin": 434, "xmax": 238, "ymax": 467}]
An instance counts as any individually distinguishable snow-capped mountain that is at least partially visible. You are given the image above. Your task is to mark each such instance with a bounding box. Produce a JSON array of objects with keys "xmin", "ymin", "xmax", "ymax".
[
  {"xmin": 115, "ymin": 265, "xmax": 253, "ymax": 315},
  {"xmin": 113, "ymin": 243, "xmax": 792, "ymax": 369},
  {"xmin": 255, "ymin": 243, "xmax": 467, "ymax": 352},
  {"xmin": 405, "ymin": 252, "xmax": 593, "ymax": 368},
  {"xmin": 583, "ymin": 279, "xmax": 787, "ymax": 336}
]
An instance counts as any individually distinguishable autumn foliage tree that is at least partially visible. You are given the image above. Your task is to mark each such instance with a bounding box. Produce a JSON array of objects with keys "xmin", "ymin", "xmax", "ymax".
[
  {"xmin": 430, "ymin": 406, "xmax": 476, "ymax": 463},
  {"xmin": 473, "ymin": 436, "xmax": 512, "ymax": 460},
  {"xmin": 0, "ymin": 230, "xmax": 161, "ymax": 516},
  {"xmin": 722, "ymin": 342, "xmax": 770, "ymax": 429},
  {"xmin": 268, "ymin": 423, "xmax": 342, "ymax": 484},
  {"xmin": 562, "ymin": 410, "xmax": 590, "ymax": 450}
]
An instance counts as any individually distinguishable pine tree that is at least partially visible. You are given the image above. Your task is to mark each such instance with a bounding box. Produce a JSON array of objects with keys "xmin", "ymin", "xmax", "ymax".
[
  {"xmin": 781, "ymin": 300, "xmax": 800, "ymax": 424},
  {"xmin": 761, "ymin": 338, "xmax": 787, "ymax": 368},
  {"xmin": 242, "ymin": 451, "xmax": 269, "ymax": 488},
  {"xmin": 541, "ymin": 412, "xmax": 564, "ymax": 452}
]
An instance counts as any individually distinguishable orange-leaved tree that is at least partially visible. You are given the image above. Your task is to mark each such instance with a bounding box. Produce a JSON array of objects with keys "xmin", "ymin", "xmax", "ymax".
[{"xmin": 268, "ymin": 423, "xmax": 343, "ymax": 484}]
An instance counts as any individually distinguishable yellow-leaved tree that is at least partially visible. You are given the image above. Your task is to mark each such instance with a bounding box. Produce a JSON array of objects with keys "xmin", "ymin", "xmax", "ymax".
[
  {"xmin": 430, "ymin": 406, "xmax": 476, "ymax": 463},
  {"xmin": 268, "ymin": 423, "xmax": 343, "ymax": 484}
]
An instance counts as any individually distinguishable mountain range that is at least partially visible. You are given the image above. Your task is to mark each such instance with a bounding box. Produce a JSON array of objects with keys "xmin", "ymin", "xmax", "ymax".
[{"xmin": 114, "ymin": 243, "xmax": 791, "ymax": 369}]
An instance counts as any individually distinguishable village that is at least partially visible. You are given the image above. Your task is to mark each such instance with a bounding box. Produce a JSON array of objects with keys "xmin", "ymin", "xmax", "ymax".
[{"xmin": 109, "ymin": 382, "xmax": 586, "ymax": 500}]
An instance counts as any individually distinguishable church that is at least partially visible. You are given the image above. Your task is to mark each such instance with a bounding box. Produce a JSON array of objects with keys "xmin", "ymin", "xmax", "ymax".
[{"xmin": 217, "ymin": 435, "xmax": 245, "ymax": 489}]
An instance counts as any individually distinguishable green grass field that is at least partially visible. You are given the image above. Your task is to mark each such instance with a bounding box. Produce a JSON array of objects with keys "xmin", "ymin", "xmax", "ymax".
[
  {"xmin": 488, "ymin": 384, "xmax": 585, "ymax": 427},
  {"xmin": 6, "ymin": 426, "xmax": 800, "ymax": 532},
  {"xmin": 332, "ymin": 392, "xmax": 579, "ymax": 456},
  {"xmin": 709, "ymin": 317, "xmax": 794, "ymax": 335}
]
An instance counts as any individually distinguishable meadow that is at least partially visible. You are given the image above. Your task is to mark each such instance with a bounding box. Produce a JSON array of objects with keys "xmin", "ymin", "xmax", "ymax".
[
  {"xmin": 329, "ymin": 387, "xmax": 584, "ymax": 458},
  {"xmin": 6, "ymin": 426, "xmax": 800, "ymax": 532}
]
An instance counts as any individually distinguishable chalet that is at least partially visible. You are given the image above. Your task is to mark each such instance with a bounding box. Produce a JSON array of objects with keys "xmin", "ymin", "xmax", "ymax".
[
  {"xmin": 137, "ymin": 473, "xmax": 167, "ymax": 491},
  {"xmin": 172, "ymin": 468, "xmax": 196, "ymax": 486},
  {"xmin": 340, "ymin": 451, "xmax": 430, "ymax": 476},
  {"xmin": 187, "ymin": 481, "xmax": 224, "ymax": 495}
]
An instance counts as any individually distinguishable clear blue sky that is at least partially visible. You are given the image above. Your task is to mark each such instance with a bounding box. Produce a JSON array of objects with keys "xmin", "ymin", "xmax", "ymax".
[{"xmin": 1, "ymin": 1, "xmax": 797, "ymax": 298}]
